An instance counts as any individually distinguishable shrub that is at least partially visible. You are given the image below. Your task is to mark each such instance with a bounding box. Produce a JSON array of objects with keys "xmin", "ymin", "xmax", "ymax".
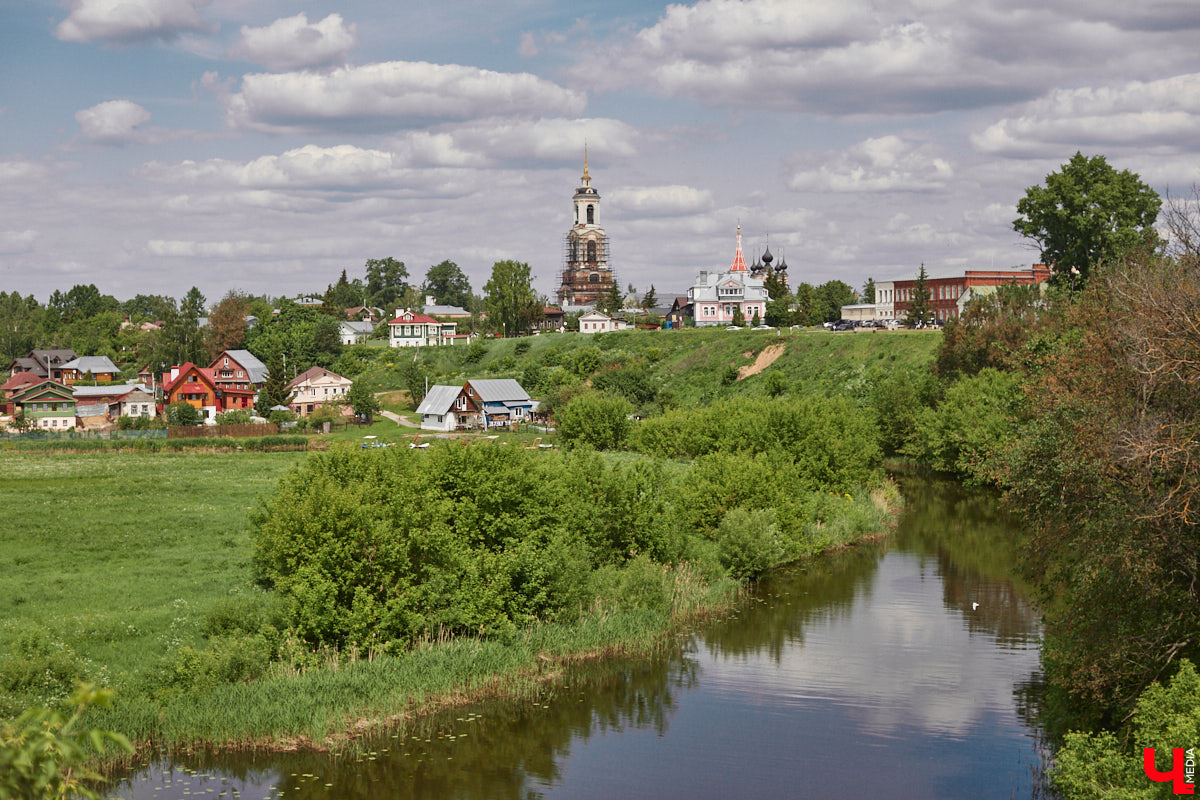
[
  {"xmin": 716, "ymin": 508, "xmax": 786, "ymax": 581},
  {"xmin": 513, "ymin": 340, "xmax": 530, "ymax": 356},
  {"xmin": 215, "ymin": 409, "xmax": 254, "ymax": 425},
  {"xmin": 590, "ymin": 363, "xmax": 658, "ymax": 406},
  {"xmin": 462, "ymin": 341, "xmax": 487, "ymax": 365},
  {"xmin": 569, "ymin": 346, "xmax": 602, "ymax": 377},
  {"xmin": 721, "ymin": 365, "xmax": 740, "ymax": 386},
  {"xmin": 165, "ymin": 402, "xmax": 200, "ymax": 426},
  {"xmin": 0, "ymin": 628, "xmax": 90, "ymax": 708},
  {"xmin": 557, "ymin": 392, "xmax": 632, "ymax": 450},
  {"xmin": 905, "ymin": 368, "xmax": 1022, "ymax": 478}
]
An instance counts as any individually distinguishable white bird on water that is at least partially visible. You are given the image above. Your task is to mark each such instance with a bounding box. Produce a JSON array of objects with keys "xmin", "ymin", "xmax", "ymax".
[{"xmin": 971, "ymin": 602, "xmax": 980, "ymax": 611}]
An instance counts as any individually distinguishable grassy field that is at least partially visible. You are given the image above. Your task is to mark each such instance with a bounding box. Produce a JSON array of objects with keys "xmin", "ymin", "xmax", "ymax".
[{"xmin": 0, "ymin": 452, "xmax": 305, "ymax": 713}]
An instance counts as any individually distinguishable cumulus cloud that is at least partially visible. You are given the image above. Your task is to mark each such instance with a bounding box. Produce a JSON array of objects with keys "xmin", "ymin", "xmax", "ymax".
[
  {"xmin": 139, "ymin": 144, "xmax": 400, "ymax": 188},
  {"xmin": 788, "ymin": 136, "xmax": 954, "ymax": 192},
  {"xmin": 55, "ymin": 0, "xmax": 212, "ymax": 44},
  {"xmin": 608, "ymin": 185, "xmax": 714, "ymax": 217},
  {"xmin": 75, "ymin": 100, "xmax": 154, "ymax": 145},
  {"xmin": 568, "ymin": 0, "xmax": 1199, "ymax": 115},
  {"xmin": 389, "ymin": 117, "xmax": 641, "ymax": 168},
  {"xmin": 972, "ymin": 73, "xmax": 1200, "ymax": 156},
  {"xmin": 229, "ymin": 13, "xmax": 356, "ymax": 71},
  {"xmin": 222, "ymin": 61, "xmax": 587, "ymax": 133},
  {"xmin": 0, "ymin": 158, "xmax": 52, "ymax": 182}
]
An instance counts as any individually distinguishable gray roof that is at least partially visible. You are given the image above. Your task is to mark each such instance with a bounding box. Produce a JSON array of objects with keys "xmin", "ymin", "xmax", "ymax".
[
  {"xmin": 340, "ymin": 320, "xmax": 375, "ymax": 334},
  {"xmin": 224, "ymin": 350, "xmax": 269, "ymax": 383},
  {"xmin": 469, "ymin": 378, "xmax": 531, "ymax": 404},
  {"xmin": 421, "ymin": 304, "xmax": 469, "ymax": 316},
  {"xmin": 72, "ymin": 383, "xmax": 150, "ymax": 398},
  {"xmin": 415, "ymin": 384, "xmax": 462, "ymax": 415},
  {"xmin": 60, "ymin": 355, "xmax": 119, "ymax": 374},
  {"xmin": 76, "ymin": 403, "xmax": 108, "ymax": 417}
]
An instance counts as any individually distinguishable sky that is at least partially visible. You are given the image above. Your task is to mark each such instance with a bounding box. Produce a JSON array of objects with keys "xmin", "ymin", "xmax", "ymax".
[{"xmin": 2, "ymin": 0, "xmax": 1199, "ymax": 306}]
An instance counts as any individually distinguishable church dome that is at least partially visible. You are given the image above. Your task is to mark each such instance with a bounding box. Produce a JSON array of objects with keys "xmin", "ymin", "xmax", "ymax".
[{"xmin": 762, "ymin": 246, "xmax": 774, "ymax": 265}]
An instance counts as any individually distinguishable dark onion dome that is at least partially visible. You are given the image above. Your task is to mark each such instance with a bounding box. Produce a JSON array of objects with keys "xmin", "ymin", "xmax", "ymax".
[
  {"xmin": 761, "ymin": 245, "xmax": 774, "ymax": 265},
  {"xmin": 776, "ymin": 254, "xmax": 787, "ymax": 272}
]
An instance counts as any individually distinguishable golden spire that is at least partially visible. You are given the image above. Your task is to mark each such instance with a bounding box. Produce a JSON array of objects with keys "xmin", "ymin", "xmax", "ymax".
[{"xmin": 583, "ymin": 141, "xmax": 589, "ymax": 181}]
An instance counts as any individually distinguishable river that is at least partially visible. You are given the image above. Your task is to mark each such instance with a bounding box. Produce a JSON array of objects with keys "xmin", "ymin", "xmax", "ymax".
[{"xmin": 106, "ymin": 474, "xmax": 1046, "ymax": 799}]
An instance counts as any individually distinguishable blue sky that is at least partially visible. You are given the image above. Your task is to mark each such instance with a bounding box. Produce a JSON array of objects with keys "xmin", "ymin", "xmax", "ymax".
[{"xmin": 2, "ymin": 0, "xmax": 1199, "ymax": 304}]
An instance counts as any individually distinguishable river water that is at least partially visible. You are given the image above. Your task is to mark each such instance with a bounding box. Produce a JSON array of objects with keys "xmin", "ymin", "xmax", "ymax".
[{"xmin": 107, "ymin": 475, "xmax": 1046, "ymax": 799}]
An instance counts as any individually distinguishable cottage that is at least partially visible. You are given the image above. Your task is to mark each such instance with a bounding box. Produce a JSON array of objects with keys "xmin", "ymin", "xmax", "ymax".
[
  {"xmin": 2, "ymin": 372, "xmax": 42, "ymax": 414},
  {"xmin": 7, "ymin": 349, "xmax": 77, "ymax": 380},
  {"xmin": 59, "ymin": 355, "xmax": 120, "ymax": 385},
  {"xmin": 73, "ymin": 384, "xmax": 156, "ymax": 421},
  {"xmin": 339, "ymin": 320, "xmax": 376, "ymax": 345},
  {"xmin": 162, "ymin": 363, "xmax": 255, "ymax": 420},
  {"xmin": 414, "ymin": 384, "xmax": 481, "ymax": 431},
  {"xmin": 578, "ymin": 310, "xmax": 618, "ymax": 333},
  {"xmin": 11, "ymin": 380, "xmax": 76, "ymax": 430},
  {"xmin": 287, "ymin": 366, "xmax": 352, "ymax": 416},
  {"xmin": 464, "ymin": 379, "xmax": 534, "ymax": 428},
  {"xmin": 208, "ymin": 350, "xmax": 268, "ymax": 394}
]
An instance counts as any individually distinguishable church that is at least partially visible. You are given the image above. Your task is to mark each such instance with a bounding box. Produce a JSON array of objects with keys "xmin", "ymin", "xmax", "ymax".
[
  {"xmin": 557, "ymin": 151, "xmax": 615, "ymax": 308},
  {"xmin": 686, "ymin": 226, "xmax": 776, "ymax": 326}
]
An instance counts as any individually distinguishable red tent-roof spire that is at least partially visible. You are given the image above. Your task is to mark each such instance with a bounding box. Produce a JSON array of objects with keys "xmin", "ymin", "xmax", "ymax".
[{"xmin": 730, "ymin": 224, "xmax": 747, "ymax": 272}]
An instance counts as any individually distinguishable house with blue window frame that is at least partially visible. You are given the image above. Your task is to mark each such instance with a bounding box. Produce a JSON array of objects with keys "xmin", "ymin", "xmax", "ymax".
[{"xmin": 463, "ymin": 379, "xmax": 533, "ymax": 428}]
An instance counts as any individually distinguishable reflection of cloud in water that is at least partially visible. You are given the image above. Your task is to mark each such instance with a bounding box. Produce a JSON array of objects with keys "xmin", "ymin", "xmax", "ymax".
[{"xmin": 701, "ymin": 551, "xmax": 1041, "ymax": 739}]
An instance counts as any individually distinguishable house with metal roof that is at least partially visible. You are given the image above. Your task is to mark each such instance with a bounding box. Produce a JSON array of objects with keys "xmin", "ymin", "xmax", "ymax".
[
  {"xmin": 339, "ymin": 320, "xmax": 376, "ymax": 345},
  {"xmin": 209, "ymin": 350, "xmax": 268, "ymax": 389},
  {"xmin": 59, "ymin": 355, "xmax": 120, "ymax": 385},
  {"xmin": 414, "ymin": 384, "xmax": 481, "ymax": 431},
  {"xmin": 389, "ymin": 309, "xmax": 460, "ymax": 347},
  {"xmin": 7, "ymin": 349, "xmax": 78, "ymax": 380},
  {"xmin": 11, "ymin": 380, "xmax": 76, "ymax": 430},
  {"xmin": 464, "ymin": 379, "xmax": 534, "ymax": 428}
]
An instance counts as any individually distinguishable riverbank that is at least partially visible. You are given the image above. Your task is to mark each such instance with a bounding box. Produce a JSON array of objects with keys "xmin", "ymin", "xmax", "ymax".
[{"xmin": 0, "ymin": 447, "xmax": 901, "ymax": 760}]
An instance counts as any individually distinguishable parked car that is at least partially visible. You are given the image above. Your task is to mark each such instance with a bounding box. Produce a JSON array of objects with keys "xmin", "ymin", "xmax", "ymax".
[
  {"xmin": 831, "ymin": 320, "xmax": 855, "ymax": 331},
  {"xmin": 725, "ymin": 325, "xmax": 743, "ymax": 331}
]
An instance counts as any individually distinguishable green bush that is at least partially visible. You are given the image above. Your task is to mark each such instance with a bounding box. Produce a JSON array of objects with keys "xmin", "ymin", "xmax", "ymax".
[
  {"xmin": 557, "ymin": 392, "xmax": 632, "ymax": 450},
  {"xmin": 905, "ymin": 368, "xmax": 1022, "ymax": 478},
  {"xmin": 0, "ymin": 629, "xmax": 90, "ymax": 708},
  {"xmin": 165, "ymin": 402, "xmax": 201, "ymax": 426},
  {"xmin": 569, "ymin": 346, "xmax": 602, "ymax": 377},
  {"xmin": 462, "ymin": 341, "xmax": 487, "ymax": 365},
  {"xmin": 716, "ymin": 508, "xmax": 785, "ymax": 580},
  {"xmin": 215, "ymin": 409, "xmax": 254, "ymax": 425}
]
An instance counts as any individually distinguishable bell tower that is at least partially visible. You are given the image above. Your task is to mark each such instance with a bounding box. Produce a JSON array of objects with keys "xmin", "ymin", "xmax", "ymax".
[{"xmin": 558, "ymin": 146, "xmax": 614, "ymax": 307}]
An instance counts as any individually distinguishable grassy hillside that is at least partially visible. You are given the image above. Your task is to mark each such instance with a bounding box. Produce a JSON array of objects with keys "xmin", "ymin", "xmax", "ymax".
[{"xmin": 348, "ymin": 327, "xmax": 940, "ymax": 409}]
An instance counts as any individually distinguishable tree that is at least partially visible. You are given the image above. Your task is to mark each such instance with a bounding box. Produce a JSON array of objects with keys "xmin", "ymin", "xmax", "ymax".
[
  {"xmin": 205, "ymin": 291, "xmax": 251, "ymax": 358},
  {"xmin": 157, "ymin": 287, "xmax": 207, "ymax": 367},
  {"xmin": 641, "ymin": 284, "xmax": 658, "ymax": 311},
  {"xmin": 346, "ymin": 380, "xmax": 381, "ymax": 421},
  {"xmin": 165, "ymin": 401, "xmax": 201, "ymax": 426},
  {"xmin": 422, "ymin": 260, "xmax": 472, "ymax": 308},
  {"xmin": 0, "ymin": 291, "xmax": 43, "ymax": 364},
  {"xmin": 483, "ymin": 260, "xmax": 539, "ymax": 337},
  {"xmin": 794, "ymin": 283, "xmax": 816, "ymax": 325},
  {"xmin": 365, "ymin": 257, "xmax": 409, "ymax": 310},
  {"xmin": 1014, "ymin": 152, "xmax": 1161, "ymax": 287},
  {"xmin": 255, "ymin": 353, "xmax": 293, "ymax": 414},
  {"xmin": 903, "ymin": 265, "xmax": 932, "ymax": 327},
  {"xmin": 557, "ymin": 391, "xmax": 632, "ymax": 450},
  {"xmin": 732, "ymin": 307, "xmax": 746, "ymax": 327},
  {"xmin": 813, "ymin": 280, "xmax": 856, "ymax": 324},
  {"xmin": 862, "ymin": 277, "xmax": 876, "ymax": 303}
]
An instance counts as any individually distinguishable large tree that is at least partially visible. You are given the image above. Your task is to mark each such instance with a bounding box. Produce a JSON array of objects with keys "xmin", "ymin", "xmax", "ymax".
[
  {"xmin": 0, "ymin": 292, "xmax": 43, "ymax": 364},
  {"xmin": 422, "ymin": 260, "xmax": 472, "ymax": 309},
  {"xmin": 1013, "ymin": 152, "xmax": 1161, "ymax": 286},
  {"xmin": 364, "ymin": 257, "xmax": 409, "ymax": 310},
  {"xmin": 813, "ymin": 280, "xmax": 856, "ymax": 324},
  {"xmin": 206, "ymin": 291, "xmax": 251, "ymax": 357},
  {"xmin": 483, "ymin": 260, "xmax": 540, "ymax": 337}
]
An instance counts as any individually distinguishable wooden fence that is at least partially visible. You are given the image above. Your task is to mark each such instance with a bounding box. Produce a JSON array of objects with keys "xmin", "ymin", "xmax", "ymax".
[{"xmin": 168, "ymin": 423, "xmax": 279, "ymax": 439}]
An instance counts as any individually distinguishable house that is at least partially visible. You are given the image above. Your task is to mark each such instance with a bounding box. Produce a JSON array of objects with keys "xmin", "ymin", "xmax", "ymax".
[
  {"xmin": 2, "ymin": 372, "xmax": 42, "ymax": 414},
  {"xmin": 536, "ymin": 307, "xmax": 565, "ymax": 332},
  {"xmin": 339, "ymin": 320, "xmax": 376, "ymax": 345},
  {"xmin": 208, "ymin": 350, "xmax": 268, "ymax": 395},
  {"xmin": 345, "ymin": 306, "xmax": 384, "ymax": 323},
  {"xmin": 687, "ymin": 226, "xmax": 769, "ymax": 326},
  {"xmin": 415, "ymin": 384, "xmax": 482, "ymax": 431},
  {"xmin": 162, "ymin": 363, "xmax": 255, "ymax": 420},
  {"xmin": 464, "ymin": 378, "xmax": 534, "ymax": 428},
  {"xmin": 72, "ymin": 384, "xmax": 156, "ymax": 421},
  {"xmin": 7, "ymin": 349, "xmax": 77, "ymax": 380},
  {"xmin": 58, "ymin": 355, "xmax": 120, "ymax": 385},
  {"xmin": 11, "ymin": 380, "xmax": 76, "ymax": 431},
  {"xmin": 877, "ymin": 264, "xmax": 1051, "ymax": 323},
  {"xmin": 388, "ymin": 309, "xmax": 459, "ymax": 347},
  {"xmin": 578, "ymin": 310, "xmax": 618, "ymax": 333},
  {"xmin": 665, "ymin": 296, "xmax": 692, "ymax": 328},
  {"xmin": 286, "ymin": 366, "xmax": 353, "ymax": 417}
]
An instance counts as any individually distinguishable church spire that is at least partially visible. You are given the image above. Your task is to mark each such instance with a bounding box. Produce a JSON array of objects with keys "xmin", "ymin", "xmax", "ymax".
[
  {"xmin": 730, "ymin": 224, "xmax": 747, "ymax": 272},
  {"xmin": 581, "ymin": 141, "xmax": 590, "ymax": 187}
]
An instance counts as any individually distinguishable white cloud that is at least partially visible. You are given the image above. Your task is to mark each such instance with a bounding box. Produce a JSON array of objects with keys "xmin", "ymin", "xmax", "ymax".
[
  {"xmin": 223, "ymin": 61, "xmax": 587, "ymax": 133},
  {"xmin": 518, "ymin": 31, "xmax": 539, "ymax": 59},
  {"xmin": 608, "ymin": 185, "xmax": 714, "ymax": 217},
  {"xmin": 569, "ymin": 0, "xmax": 1200, "ymax": 115},
  {"xmin": 230, "ymin": 13, "xmax": 356, "ymax": 71},
  {"xmin": 0, "ymin": 158, "xmax": 52, "ymax": 182},
  {"xmin": 0, "ymin": 230, "xmax": 38, "ymax": 255},
  {"xmin": 75, "ymin": 100, "xmax": 154, "ymax": 145},
  {"xmin": 55, "ymin": 0, "xmax": 212, "ymax": 44},
  {"xmin": 139, "ymin": 144, "xmax": 399, "ymax": 188},
  {"xmin": 788, "ymin": 136, "xmax": 954, "ymax": 192},
  {"xmin": 389, "ymin": 117, "xmax": 641, "ymax": 168},
  {"xmin": 972, "ymin": 73, "xmax": 1200, "ymax": 156}
]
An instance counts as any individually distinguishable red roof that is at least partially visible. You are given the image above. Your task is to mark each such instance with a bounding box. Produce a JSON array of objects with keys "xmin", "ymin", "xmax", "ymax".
[
  {"xmin": 729, "ymin": 225, "xmax": 747, "ymax": 272},
  {"xmin": 2, "ymin": 371, "xmax": 42, "ymax": 394},
  {"xmin": 388, "ymin": 312, "xmax": 442, "ymax": 325},
  {"xmin": 162, "ymin": 363, "xmax": 216, "ymax": 394}
]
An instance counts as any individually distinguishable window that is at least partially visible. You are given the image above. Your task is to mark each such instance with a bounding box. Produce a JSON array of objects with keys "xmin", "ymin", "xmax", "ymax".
[
  {"xmin": 587, "ymin": 204, "xmax": 594, "ymax": 224},
  {"xmin": 238, "ymin": 370, "xmax": 244, "ymax": 377},
  {"xmin": 587, "ymin": 242, "xmax": 597, "ymax": 262},
  {"xmin": 224, "ymin": 357, "xmax": 229, "ymax": 366}
]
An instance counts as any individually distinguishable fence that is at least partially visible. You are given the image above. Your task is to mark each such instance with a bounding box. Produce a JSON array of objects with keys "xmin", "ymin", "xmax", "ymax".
[
  {"xmin": 0, "ymin": 428, "xmax": 168, "ymax": 441},
  {"xmin": 168, "ymin": 423, "xmax": 279, "ymax": 439}
]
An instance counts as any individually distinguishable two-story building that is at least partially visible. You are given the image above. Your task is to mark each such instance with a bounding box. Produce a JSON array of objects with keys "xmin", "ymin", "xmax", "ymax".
[
  {"xmin": 687, "ymin": 227, "xmax": 769, "ymax": 326},
  {"xmin": 388, "ymin": 309, "xmax": 460, "ymax": 347},
  {"xmin": 286, "ymin": 366, "xmax": 353, "ymax": 416},
  {"xmin": 58, "ymin": 356, "xmax": 120, "ymax": 385},
  {"xmin": 414, "ymin": 379, "xmax": 534, "ymax": 430},
  {"xmin": 209, "ymin": 350, "xmax": 268, "ymax": 395},
  {"xmin": 11, "ymin": 380, "xmax": 76, "ymax": 430},
  {"xmin": 7, "ymin": 349, "xmax": 77, "ymax": 380},
  {"xmin": 162, "ymin": 363, "xmax": 255, "ymax": 420}
]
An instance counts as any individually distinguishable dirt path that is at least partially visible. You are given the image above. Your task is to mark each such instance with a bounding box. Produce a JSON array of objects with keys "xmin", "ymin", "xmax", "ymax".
[
  {"xmin": 737, "ymin": 342, "xmax": 786, "ymax": 379},
  {"xmin": 379, "ymin": 409, "xmax": 419, "ymax": 428}
]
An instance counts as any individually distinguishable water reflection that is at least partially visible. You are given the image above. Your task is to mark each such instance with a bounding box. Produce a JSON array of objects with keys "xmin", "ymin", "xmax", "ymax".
[{"xmin": 108, "ymin": 474, "xmax": 1046, "ymax": 800}]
